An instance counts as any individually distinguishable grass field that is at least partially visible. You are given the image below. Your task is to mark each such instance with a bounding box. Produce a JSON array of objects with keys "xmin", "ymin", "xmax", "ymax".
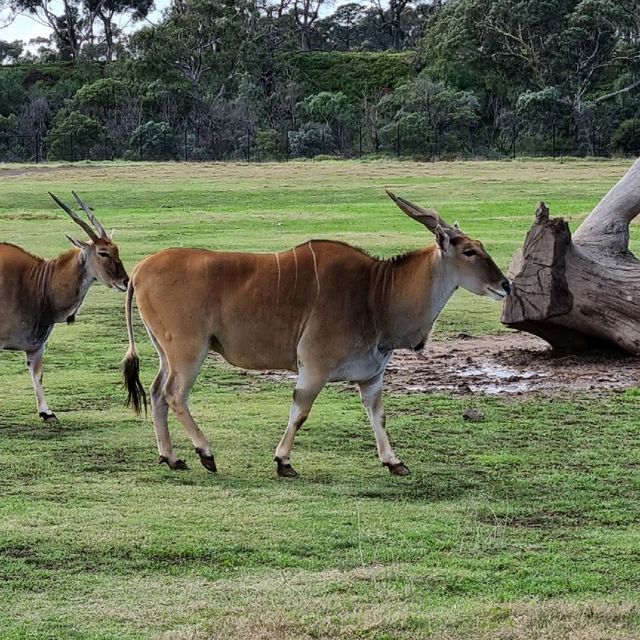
[{"xmin": 1, "ymin": 159, "xmax": 639, "ymax": 639}]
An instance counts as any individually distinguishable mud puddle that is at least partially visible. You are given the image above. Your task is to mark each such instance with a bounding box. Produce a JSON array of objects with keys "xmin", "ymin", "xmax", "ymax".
[
  {"xmin": 245, "ymin": 332, "xmax": 640, "ymax": 396},
  {"xmin": 384, "ymin": 333, "xmax": 640, "ymax": 395}
]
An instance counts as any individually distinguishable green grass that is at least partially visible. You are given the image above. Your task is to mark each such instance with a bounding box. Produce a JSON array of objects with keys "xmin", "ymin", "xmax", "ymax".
[{"xmin": 1, "ymin": 160, "xmax": 639, "ymax": 639}]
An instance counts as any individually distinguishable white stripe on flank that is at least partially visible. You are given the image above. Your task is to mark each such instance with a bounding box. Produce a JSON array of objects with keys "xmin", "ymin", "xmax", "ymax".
[
  {"xmin": 37, "ymin": 260, "xmax": 54, "ymax": 303},
  {"xmin": 308, "ymin": 242, "xmax": 320, "ymax": 299}
]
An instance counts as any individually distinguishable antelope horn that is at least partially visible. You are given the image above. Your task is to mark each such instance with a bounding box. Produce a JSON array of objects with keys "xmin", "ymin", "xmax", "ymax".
[
  {"xmin": 72, "ymin": 191, "xmax": 108, "ymax": 239},
  {"xmin": 385, "ymin": 190, "xmax": 450, "ymax": 234},
  {"xmin": 49, "ymin": 192, "xmax": 99, "ymax": 241}
]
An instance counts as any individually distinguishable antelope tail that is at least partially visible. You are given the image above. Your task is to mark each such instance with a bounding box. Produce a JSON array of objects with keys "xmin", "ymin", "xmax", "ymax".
[{"xmin": 122, "ymin": 279, "xmax": 147, "ymax": 416}]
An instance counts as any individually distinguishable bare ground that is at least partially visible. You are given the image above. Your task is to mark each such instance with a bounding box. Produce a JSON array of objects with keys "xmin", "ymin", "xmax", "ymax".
[
  {"xmin": 0, "ymin": 165, "xmax": 72, "ymax": 177},
  {"xmin": 386, "ymin": 332, "xmax": 640, "ymax": 395},
  {"xmin": 248, "ymin": 332, "xmax": 640, "ymax": 396}
]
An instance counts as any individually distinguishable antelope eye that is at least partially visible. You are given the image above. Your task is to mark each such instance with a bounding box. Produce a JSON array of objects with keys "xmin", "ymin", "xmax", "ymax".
[{"xmin": 463, "ymin": 249, "xmax": 478, "ymax": 257}]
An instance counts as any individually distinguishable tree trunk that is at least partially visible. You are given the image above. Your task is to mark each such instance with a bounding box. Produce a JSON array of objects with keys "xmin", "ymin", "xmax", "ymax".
[
  {"xmin": 301, "ymin": 30, "xmax": 311, "ymax": 51},
  {"xmin": 97, "ymin": 11, "xmax": 115, "ymax": 62},
  {"xmin": 62, "ymin": 0, "xmax": 80, "ymax": 62},
  {"xmin": 501, "ymin": 158, "xmax": 640, "ymax": 354}
]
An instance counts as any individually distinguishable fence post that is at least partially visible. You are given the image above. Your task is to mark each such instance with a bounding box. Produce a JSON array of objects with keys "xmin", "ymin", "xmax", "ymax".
[
  {"xmin": 552, "ymin": 122, "xmax": 556, "ymax": 159},
  {"xmin": 163, "ymin": 131, "xmax": 167, "ymax": 161},
  {"xmin": 34, "ymin": 133, "xmax": 39, "ymax": 164},
  {"xmin": 396, "ymin": 123, "xmax": 400, "ymax": 159},
  {"xmin": 511, "ymin": 122, "xmax": 517, "ymax": 159},
  {"xmin": 246, "ymin": 127, "xmax": 251, "ymax": 162},
  {"xmin": 184, "ymin": 130, "xmax": 188, "ymax": 162},
  {"xmin": 70, "ymin": 133, "xmax": 74, "ymax": 162},
  {"xmin": 321, "ymin": 129, "xmax": 325, "ymax": 155},
  {"xmin": 359, "ymin": 122, "xmax": 363, "ymax": 158}
]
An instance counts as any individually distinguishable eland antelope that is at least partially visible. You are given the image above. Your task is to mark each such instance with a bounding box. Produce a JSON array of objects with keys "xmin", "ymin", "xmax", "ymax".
[
  {"xmin": 123, "ymin": 192, "xmax": 509, "ymax": 476},
  {"xmin": 0, "ymin": 192, "xmax": 128, "ymax": 422}
]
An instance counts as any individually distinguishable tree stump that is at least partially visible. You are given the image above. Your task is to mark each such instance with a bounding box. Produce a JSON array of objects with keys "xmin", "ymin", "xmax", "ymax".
[{"xmin": 501, "ymin": 158, "xmax": 640, "ymax": 354}]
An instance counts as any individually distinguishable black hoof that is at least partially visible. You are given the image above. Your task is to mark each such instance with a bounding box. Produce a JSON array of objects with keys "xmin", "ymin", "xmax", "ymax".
[
  {"xmin": 159, "ymin": 456, "xmax": 190, "ymax": 471},
  {"xmin": 196, "ymin": 448, "xmax": 217, "ymax": 473},
  {"xmin": 384, "ymin": 461, "xmax": 411, "ymax": 476},
  {"xmin": 39, "ymin": 412, "xmax": 58, "ymax": 423},
  {"xmin": 275, "ymin": 457, "xmax": 298, "ymax": 478}
]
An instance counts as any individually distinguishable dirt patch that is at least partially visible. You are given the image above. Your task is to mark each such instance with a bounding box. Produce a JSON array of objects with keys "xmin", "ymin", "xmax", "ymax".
[
  {"xmin": 0, "ymin": 168, "xmax": 38, "ymax": 178},
  {"xmin": 385, "ymin": 332, "xmax": 640, "ymax": 395},
  {"xmin": 0, "ymin": 164, "xmax": 92, "ymax": 178},
  {"xmin": 249, "ymin": 332, "xmax": 640, "ymax": 396}
]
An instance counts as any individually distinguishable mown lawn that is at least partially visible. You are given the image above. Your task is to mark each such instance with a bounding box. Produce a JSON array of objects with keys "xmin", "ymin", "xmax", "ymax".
[{"xmin": 1, "ymin": 159, "xmax": 639, "ymax": 639}]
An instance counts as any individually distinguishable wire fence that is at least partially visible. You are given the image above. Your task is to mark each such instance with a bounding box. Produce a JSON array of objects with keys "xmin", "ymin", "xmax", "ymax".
[{"xmin": 0, "ymin": 122, "xmax": 618, "ymax": 163}]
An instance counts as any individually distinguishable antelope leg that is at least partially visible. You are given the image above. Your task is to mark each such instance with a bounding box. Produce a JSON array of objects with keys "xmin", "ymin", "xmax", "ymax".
[
  {"xmin": 26, "ymin": 344, "xmax": 57, "ymax": 422},
  {"xmin": 359, "ymin": 373, "xmax": 409, "ymax": 476}
]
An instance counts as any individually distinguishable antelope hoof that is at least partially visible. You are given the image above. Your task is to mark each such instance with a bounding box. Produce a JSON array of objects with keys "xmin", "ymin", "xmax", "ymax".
[
  {"xmin": 385, "ymin": 461, "xmax": 411, "ymax": 476},
  {"xmin": 275, "ymin": 458, "xmax": 298, "ymax": 478},
  {"xmin": 196, "ymin": 448, "xmax": 217, "ymax": 473},
  {"xmin": 159, "ymin": 456, "xmax": 190, "ymax": 471},
  {"xmin": 39, "ymin": 412, "xmax": 58, "ymax": 423}
]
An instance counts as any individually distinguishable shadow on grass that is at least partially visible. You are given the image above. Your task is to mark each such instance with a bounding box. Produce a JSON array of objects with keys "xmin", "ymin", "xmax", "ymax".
[{"xmin": 0, "ymin": 419, "xmax": 95, "ymax": 440}]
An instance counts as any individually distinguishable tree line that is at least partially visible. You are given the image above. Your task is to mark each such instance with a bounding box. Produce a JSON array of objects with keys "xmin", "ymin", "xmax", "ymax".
[{"xmin": 1, "ymin": 0, "xmax": 639, "ymax": 162}]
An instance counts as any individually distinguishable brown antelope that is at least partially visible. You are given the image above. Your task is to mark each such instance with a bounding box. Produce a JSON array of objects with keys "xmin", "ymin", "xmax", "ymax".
[
  {"xmin": 123, "ymin": 192, "xmax": 509, "ymax": 477},
  {"xmin": 0, "ymin": 192, "xmax": 128, "ymax": 422}
]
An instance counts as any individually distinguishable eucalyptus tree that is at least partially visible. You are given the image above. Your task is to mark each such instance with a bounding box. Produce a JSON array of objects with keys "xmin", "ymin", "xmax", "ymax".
[
  {"xmin": 0, "ymin": 0, "xmax": 154, "ymax": 61},
  {"xmin": 85, "ymin": 0, "xmax": 154, "ymax": 61},
  {"xmin": 318, "ymin": 3, "xmax": 366, "ymax": 50},
  {"xmin": 378, "ymin": 72, "xmax": 480, "ymax": 155},
  {"xmin": 423, "ymin": 0, "xmax": 640, "ymax": 148},
  {"xmin": 0, "ymin": 39, "xmax": 23, "ymax": 63},
  {"xmin": 129, "ymin": 0, "xmax": 267, "ymax": 155},
  {"xmin": 370, "ymin": 0, "xmax": 423, "ymax": 50},
  {"xmin": 293, "ymin": 0, "xmax": 332, "ymax": 50}
]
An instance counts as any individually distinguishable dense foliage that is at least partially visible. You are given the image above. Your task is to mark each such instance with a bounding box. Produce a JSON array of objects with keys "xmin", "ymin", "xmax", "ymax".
[{"xmin": 0, "ymin": 0, "xmax": 639, "ymax": 161}]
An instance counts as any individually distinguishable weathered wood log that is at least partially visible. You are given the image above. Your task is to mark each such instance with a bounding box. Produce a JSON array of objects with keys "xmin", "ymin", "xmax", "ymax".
[{"xmin": 502, "ymin": 159, "xmax": 640, "ymax": 354}]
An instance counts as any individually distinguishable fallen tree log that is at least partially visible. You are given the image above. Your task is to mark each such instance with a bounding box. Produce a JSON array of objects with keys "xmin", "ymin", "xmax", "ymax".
[{"xmin": 501, "ymin": 159, "xmax": 640, "ymax": 354}]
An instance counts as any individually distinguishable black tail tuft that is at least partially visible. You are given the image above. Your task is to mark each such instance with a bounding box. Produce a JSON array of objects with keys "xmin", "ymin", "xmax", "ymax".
[{"xmin": 123, "ymin": 353, "xmax": 147, "ymax": 416}]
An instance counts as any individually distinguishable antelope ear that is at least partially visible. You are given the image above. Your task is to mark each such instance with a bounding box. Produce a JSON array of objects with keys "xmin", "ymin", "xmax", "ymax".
[
  {"xmin": 66, "ymin": 235, "xmax": 91, "ymax": 250},
  {"xmin": 435, "ymin": 225, "xmax": 451, "ymax": 252}
]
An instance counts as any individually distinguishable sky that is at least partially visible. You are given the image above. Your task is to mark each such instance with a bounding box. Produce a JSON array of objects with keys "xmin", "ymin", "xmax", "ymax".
[{"xmin": 0, "ymin": 0, "xmax": 171, "ymax": 48}]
